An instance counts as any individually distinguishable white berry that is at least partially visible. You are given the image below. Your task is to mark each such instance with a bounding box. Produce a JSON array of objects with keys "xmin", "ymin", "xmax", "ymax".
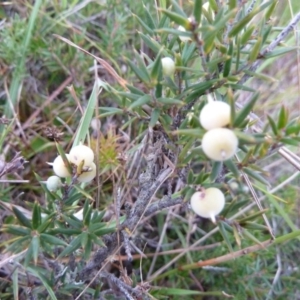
[
  {"xmin": 46, "ymin": 175, "xmax": 62, "ymax": 192},
  {"xmin": 52, "ymin": 154, "xmax": 71, "ymax": 178},
  {"xmin": 161, "ymin": 57, "xmax": 175, "ymax": 76},
  {"xmin": 199, "ymin": 101, "xmax": 231, "ymax": 130},
  {"xmin": 202, "ymin": 128, "xmax": 238, "ymax": 161},
  {"xmin": 69, "ymin": 144, "xmax": 94, "ymax": 167},
  {"xmin": 190, "ymin": 188, "xmax": 225, "ymax": 222},
  {"xmin": 77, "ymin": 162, "xmax": 96, "ymax": 183}
]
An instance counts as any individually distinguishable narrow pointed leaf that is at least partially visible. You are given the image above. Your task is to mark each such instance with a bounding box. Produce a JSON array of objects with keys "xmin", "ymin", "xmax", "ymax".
[
  {"xmin": 133, "ymin": 13, "xmax": 153, "ymax": 35},
  {"xmin": 223, "ymin": 41, "xmax": 233, "ymax": 77},
  {"xmin": 210, "ymin": 161, "xmax": 223, "ymax": 181},
  {"xmin": 12, "ymin": 207, "xmax": 32, "ymax": 229},
  {"xmin": 32, "ymin": 203, "xmax": 41, "ymax": 230},
  {"xmin": 267, "ymin": 115, "xmax": 278, "ymax": 135},
  {"xmin": 160, "ymin": 9, "xmax": 190, "ymax": 28},
  {"xmin": 193, "ymin": 0, "xmax": 202, "ymax": 23},
  {"xmin": 277, "ymin": 105, "xmax": 288, "ymax": 130},
  {"xmin": 27, "ymin": 267, "xmax": 58, "ymax": 300},
  {"xmin": 233, "ymin": 92, "xmax": 259, "ymax": 127},
  {"xmin": 218, "ymin": 221, "xmax": 234, "ymax": 253},
  {"xmin": 40, "ymin": 233, "xmax": 68, "ymax": 246},
  {"xmin": 149, "ymin": 108, "xmax": 161, "ymax": 128},
  {"xmin": 129, "ymin": 94, "xmax": 152, "ymax": 110}
]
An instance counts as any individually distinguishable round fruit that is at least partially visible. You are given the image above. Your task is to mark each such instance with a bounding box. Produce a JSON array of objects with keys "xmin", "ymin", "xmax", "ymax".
[
  {"xmin": 69, "ymin": 144, "xmax": 94, "ymax": 167},
  {"xmin": 199, "ymin": 101, "xmax": 231, "ymax": 130},
  {"xmin": 46, "ymin": 175, "xmax": 62, "ymax": 192},
  {"xmin": 202, "ymin": 128, "xmax": 238, "ymax": 161},
  {"xmin": 190, "ymin": 187, "xmax": 225, "ymax": 222},
  {"xmin": 52, "ymin": 154, "xmax": 71, "ymax": 178},
  {"xmin": 161, "ymin": 57, "xmax": 175, "ymax": 76},
  {"xmin": 77, "ymin": 162, "xmax": 96, "ymax": 183}
]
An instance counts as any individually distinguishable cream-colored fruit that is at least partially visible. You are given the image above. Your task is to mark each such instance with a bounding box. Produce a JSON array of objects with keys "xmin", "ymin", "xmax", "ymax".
[
  {"xmin": 178, "ymin": 26, "xmax": 192, "ymax": 42},
  {"xmin": 46, "ymin": 175, "xmax": 62, "ymax": 192},
  {"xmin": 199, "ymin": 101, "xmax": 231, "ymax": 130},
  {"xmin": 52, "ymin": 154, "xmax": 71, "ymax": 178},
  {"xmin": 77, "ymin": 162, "xmax": 96, "ymax": 183},
  {"xmin": 69, "ymin": 144, "xmax": 94, "ymax": 166},
  {"xmin": 161, "ymin": 57, "xmax": 175, "ymax": 76},
  {"xmin": 202, "ymin": 128, "xmax": 238, "ymax": 161},
  {"xmin": 190, "ymin": 188, "xmax": 225, "ymax": 222}
]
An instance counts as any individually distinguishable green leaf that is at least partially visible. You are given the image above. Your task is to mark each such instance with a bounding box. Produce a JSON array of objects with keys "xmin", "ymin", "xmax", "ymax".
[
  {"xmin": 181, "ymin": 42, "xmax": 197, "ymax": 65},
  {"xmin": 238, "ymin": 209, "xmax": 269, "ymax": 223},
  {"xmin": 263, "ymin": 47, "xmax": 297, "ymax": 59},
  {"xmin": 126, "ymin": 85, "xmax": 145, "ymax": 96},
  {"xmin": 149, "ymin": 108, "xmax": 161, "ymax": 128},
  {"xmin": 99, "ymin": 107, "xmax": 125, "ymax": 118},
  {"xmin": 249, "ymin": 36, "xmax": 262, "ymax": 62},
  {"xmin": 49, "ymin": 228, "xmax": 82, "ymax": 235},
  {"xmin": 31, "ymin": 235, "xmax": 40, "ymax": 265},
  {"xmin": 193, "ymin": 0, "xmax": 202, "ymax": 23},
  {"xmin": 32, "ymin": 203, "xmax": 41, "ymax": 230},
  {"xmin": 233, "ymin": 92, "xmax": 259, "ymax": 127},
  {"xmin": 150, "ymin": 50, "xmax": 163, "ymax": 81},
  {"xmin": 58, "ymin": 235, "xmax": 82, "ymax": 257},
  {"xmin": 243, "ymin": 167, "xmax": 269, "ymax": 185},
  {"xmin": 40, "ymin": 233, "xmax": 68, "ymax": 246},
  {"xmin": 225, "ymin": 83, "xmax": 255, "ymax": 92},
  {"xmin": 267, "ymin": 115, "xmax": 278, "ymax": 135},
  {"xmin": 156, "ymin": 288, "xmax": 221, "ymax": 296},
  {"xmin": 27, "ymin": 267, "xmax": 58, "ymax": 300},
  {"xmin": 83, "ymin": 236, "xmax": 93, "ymax": 260},
  {"xmin": 129, "ymin": 94, "xmax": 152, "ymax": 110},
  {"xmin": 143, "ymin": 4, "xmax": 157, "ymax": 30},
  {"xmin": 210, "ymin": 161, "xmax": 223, "ymax": 181},
  {"xmin": 12, "ymin": 268, "xmax": 18, "ymax": 300},
  {"xmin": 228, "ymin": 1, "xmax": 273, "ymax": 37},
  {"xmin": 224, "ymin": 159, "xmax": 240, "ymax": 178},
  {"xmin": 2, "ymin": 225, "xmax": 31, "ymax": 236},
  {"xmin": 240, "ymin": 25, "xmax": 255, "ymax": 46},
  {"xmin": 132, "ymin": 13, "xmax": 153, "ymax": 35},
  {"xmin": 155, "ymin": 27, "xmax": 193, "ymax": 39},
  {"xmin": 265, "ymin": 0, "xmax": 278, "ymax": 20},
  {"xmin": 242, "ymin": 229, "xmax": 264, "ymax": 247},
  {"xmin": 125, "ymin": 50, "xmax": 151, "ymax": 83},
  {"xmin": 280, "ymin": 137, "xmax": 300, "ymax": 147},
  {"xmin": 160, "ymin": 9, "xmax": 191, "ymax": 28},
  {"xmin": 12, "ymin": 207, "xmax": 32, "ymax": 229},
  {"xmin": 277, "ymin": 105, "xmax": 288, "ymax": 130},
  {"xmin": 228, "ymin": 0, "xmax": 237, "ymax": 10},
  {"xmin": 241, "ymin": 221, "xmax": 268, "ymax": 231},
  {"xmin": 243, "ymin": 69, "xmax": 277, "ymax": 82},
  {"xmin": 72, "ymin": 80, "xmax": 99, "ymax": 147},
  {"xmin": 62, "ymin": 214, "xmax": 83, "ymax": 229},
  {"xmin": 223, "ymin": 41, "xmax": 233, "ymax": 77},
  {"xmin": 218, "ymin": 221, "xmax": 234, "ymax": 253},
  {"xmin": 157, "ymin": 97, "xmax": 184, "ymax": 105}
]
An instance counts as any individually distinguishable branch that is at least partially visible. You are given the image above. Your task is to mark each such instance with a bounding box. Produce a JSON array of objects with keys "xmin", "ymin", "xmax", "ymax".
[{"xmin": 239, "ymin": 12, "xmax": 300, "ymax": 85}]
